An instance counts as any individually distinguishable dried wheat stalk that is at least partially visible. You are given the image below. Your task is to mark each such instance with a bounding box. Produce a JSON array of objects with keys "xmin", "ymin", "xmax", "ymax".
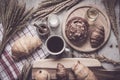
[
  {"xmin": 81, "ymin": 54, "xmax": 120, "ymax": 66},
  {"xmin": 102, "ymin": 0, "xmax": 120, "ymax": 53},
  {"xmin": 18, "ymin": 62, "xmax": 32, "ymax": 80},
  {"xmin": 38, "ymin": 0, "xmax": 65, "ymax": 9},
  {"xmin": 0, "ymin": 0, "xmax": 33, "ymax": 56},
  {"xmin": 32, "ymin": 0, "xmax": 82, "ymax": 21}
]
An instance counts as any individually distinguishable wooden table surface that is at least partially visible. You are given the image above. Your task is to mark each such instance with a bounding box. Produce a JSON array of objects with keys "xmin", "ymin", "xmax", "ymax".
[{"xmin": 0, "ymin": 0, "xmax": 119, "ymax": 80}]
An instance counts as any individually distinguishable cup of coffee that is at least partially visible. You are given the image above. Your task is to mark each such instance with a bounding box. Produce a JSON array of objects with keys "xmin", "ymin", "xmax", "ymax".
[{"xmin": 45, "ymin": 35, "xmax": 65, "ymax": 55}]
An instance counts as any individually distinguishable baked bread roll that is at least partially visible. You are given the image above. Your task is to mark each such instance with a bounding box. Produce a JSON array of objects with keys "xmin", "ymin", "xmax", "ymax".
[
  {"xmin": 72, "ymin": 61, "xmax": 97, "ymax": 80},
  {"xmin": 56, "ymin": 63, "xmax": 69, "ymax": 80},
  {"xmin": 34, "ymin": 70, "xmax": 50, "ymax": 80},
  {"xmin": 65, "ymin": 17, "xmax": 89, "ymax": 46},
  {"xmin": 90, "ymin": 26, "xmax": 105, "ymax": 48},
  {"xmin": 12, "ymin": 35, "xmax": 42, "ymax": 60}
]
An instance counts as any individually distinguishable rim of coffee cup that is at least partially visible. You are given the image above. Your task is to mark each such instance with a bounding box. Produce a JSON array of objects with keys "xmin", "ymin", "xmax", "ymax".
[{"xmin": 45, "ymin": 35, "xmax": 65, "ymax": 55}]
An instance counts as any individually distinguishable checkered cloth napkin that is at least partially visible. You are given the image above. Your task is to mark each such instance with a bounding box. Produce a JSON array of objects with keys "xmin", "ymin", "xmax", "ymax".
[{"xmin": 0, "ymin": 24, "xmax": 49, "ymax": 80}]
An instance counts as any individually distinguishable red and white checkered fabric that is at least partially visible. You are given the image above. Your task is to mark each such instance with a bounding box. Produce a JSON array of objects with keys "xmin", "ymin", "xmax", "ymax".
[{"xmin": 0, "ymin": 24, "xmax": 49, "ymax": 80}]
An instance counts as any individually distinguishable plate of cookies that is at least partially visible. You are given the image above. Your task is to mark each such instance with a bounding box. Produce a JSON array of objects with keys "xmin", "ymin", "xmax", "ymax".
[{"xmin": 62, "ymin": 5, "xmax": 111, "ymax": 52}]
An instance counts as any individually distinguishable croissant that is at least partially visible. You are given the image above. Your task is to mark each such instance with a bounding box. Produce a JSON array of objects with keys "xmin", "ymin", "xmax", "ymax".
[
  {"xmin": 90, "ymin": 26, "xmax": 105, "ymax": 48},
  {"xmin": 72, "ymin": 61, "xmax": 97, "ymax": 80},
  {"xmin": 12, "ymin": 35, "xmax": 42, "ymax": 60},
  {"xmin": 56, "ymin": 63, "xmax": 69, "ymax": 80},
  {"xmin": 34, "ymin": 70, "xmax": 50, "ymax": 80}
]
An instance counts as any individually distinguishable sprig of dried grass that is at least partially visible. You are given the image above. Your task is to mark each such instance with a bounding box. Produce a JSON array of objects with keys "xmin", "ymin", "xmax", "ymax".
[
  {"xmin": 81, "ymin": 54, "xmax": 120, "ymax": 66},
  {"xmin": 18, "ymin": 62, "xmax": 32, "ymax": 80},
  {"xmin": 0, "ymin": 0, "xmax": 33, "ymax": 56},
  {"xmin": 102, "ymin": 0, "xmax": 120, "ymax": 53},
  {"xmin": 32, "ymin": 0, "xmax": 82, "ymax": 21}
]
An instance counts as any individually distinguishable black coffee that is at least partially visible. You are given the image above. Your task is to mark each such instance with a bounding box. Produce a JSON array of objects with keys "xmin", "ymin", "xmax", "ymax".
[{"xmin": 47, "ymin": 36, "xmax": 64, "ymax": 53}]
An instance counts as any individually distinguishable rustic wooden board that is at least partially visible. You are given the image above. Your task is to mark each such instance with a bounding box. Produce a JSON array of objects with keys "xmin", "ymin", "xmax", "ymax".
[
  {"xmin": 32, "ymin": 58, "xmax": 101, "ymax": 80},
  {"xmin": 33, "ymin": 58, "xmax": 101, "ymax": 68},
  {"xmin": 62, "ymin": 5, "xmax": 111, "ymax": 52}
]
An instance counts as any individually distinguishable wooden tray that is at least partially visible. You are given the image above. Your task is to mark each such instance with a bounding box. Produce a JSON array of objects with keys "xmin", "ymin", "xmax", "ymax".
[
  {"xmin": 62, "ymin": 5, "xmax": 111, "ymax": 52},
  {"xmin": 32, "ymin": 58, "xmax": 101, "ymax": 80}
]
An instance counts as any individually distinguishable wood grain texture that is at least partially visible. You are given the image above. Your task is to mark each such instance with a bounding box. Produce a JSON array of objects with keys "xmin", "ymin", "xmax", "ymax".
[{"xmin": 33, "ymin": 58, "xmax": 101, "ymax": 68}]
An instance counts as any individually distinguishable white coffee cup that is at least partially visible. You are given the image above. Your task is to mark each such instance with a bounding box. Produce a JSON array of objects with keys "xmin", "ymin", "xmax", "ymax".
[{"xmin": 45, "ymin": 35, "xmax": 66, "ymax": 55}]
